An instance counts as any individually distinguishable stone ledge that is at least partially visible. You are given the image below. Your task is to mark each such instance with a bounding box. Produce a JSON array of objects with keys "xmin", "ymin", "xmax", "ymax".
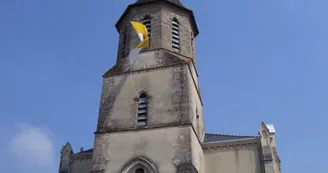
[
  {"xmin": 202, "ymin": 138, "xmax": 260, "ymax": 151},
  {"xmin": 95, "ymin": 122, "xmax": 193, "ymax": 134}
]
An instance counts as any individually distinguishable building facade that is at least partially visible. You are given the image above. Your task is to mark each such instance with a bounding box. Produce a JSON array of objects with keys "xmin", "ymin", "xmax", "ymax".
[{"xmin": 58, "ymin": 0, "xmax": 282, "ymax": 173}]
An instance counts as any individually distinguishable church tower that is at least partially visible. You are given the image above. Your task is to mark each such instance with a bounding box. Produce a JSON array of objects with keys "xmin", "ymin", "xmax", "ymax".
[
  {"xmin": 58, "ymin": 1, "xmax": 283, "ymax": 173},
  {"xmin": 91, "ymin": 0, "xmax": 204, "ymax": 172}
]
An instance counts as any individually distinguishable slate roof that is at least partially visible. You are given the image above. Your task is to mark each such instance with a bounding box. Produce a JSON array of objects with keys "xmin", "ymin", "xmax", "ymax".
[
  {"xmin": 75, "ymin": 148, "xmax": 93, "ymax": 155},
  {"xmin": 134, "ymin": 0, "xmax": 184, "ymax": 7},
  {"xmin": 203, "ymin": 133, "xmax": 259, "ymax": 143}
]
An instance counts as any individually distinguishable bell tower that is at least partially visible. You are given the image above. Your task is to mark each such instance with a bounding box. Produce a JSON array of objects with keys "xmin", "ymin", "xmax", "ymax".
[{"xmin": 91, "ymin": 0, "xmax": 204, "ymax": 172}]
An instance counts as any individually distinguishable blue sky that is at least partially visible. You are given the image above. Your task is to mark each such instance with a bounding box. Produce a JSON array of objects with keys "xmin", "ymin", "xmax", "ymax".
[{"xmin": 0, "ymin": 0, "xmax": 326, "ymax": 172}]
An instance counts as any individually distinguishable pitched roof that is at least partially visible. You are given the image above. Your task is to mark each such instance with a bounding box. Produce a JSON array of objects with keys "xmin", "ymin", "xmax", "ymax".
[
  {"xmin": 203, "ymin": 133, "xmax": 259, "ymax": 143},
  {"xmin": 134, "ymin": 0, "xmax": 184, "ymax": 7},
  {"xmin": 265, "ymin": 124, "xmax": 276, "ymax": 134},
  {"xmin": 75, "ymin": 148, "xmax": 93, "ymax": 155}
]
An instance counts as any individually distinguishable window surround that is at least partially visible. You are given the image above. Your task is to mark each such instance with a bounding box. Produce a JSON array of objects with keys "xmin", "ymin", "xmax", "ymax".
[
  {"xmin": 134, "ymin": 91, "xmax": 151, "ymax": 127},
  {"xmin": 120, "ymin": 157, "xmax": 157, "ymax": 173}
]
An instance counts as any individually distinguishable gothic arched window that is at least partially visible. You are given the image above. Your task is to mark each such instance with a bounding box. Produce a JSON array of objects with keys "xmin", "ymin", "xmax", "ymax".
[
  {"xmin": 191, "ymin": 31, "xmax": 195, "ymax": 56},
  {"xmin": 120, "ymin": 157, "xmax": 157, "ymax": 173},
  {"xmin": 137, "ymin": 93, "xmax": 148, "ymax": 126},
  {"xmin": 172, "ymin": 18, "xmax": 180, "ymax": 52},
  {"xmin": 121, "ymin": 28, "xmax": 128, "ymax": 58},
  {"xmin": 142, "ymin": 15, "xmax": 151, "ymax": 46},
  {"xmin": 196, "ymin": 108, "xmax": 199, "ymax": 119}
]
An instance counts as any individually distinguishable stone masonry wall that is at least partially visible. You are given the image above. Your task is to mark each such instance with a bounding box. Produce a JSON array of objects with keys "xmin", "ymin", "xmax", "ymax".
[
  {"xmin": 97, "ymin": 64, "xmax": 191, "ymax": 132},
  {"xmin": 91, "ymin": 126, "xmax": 198, "ymax": 173}
]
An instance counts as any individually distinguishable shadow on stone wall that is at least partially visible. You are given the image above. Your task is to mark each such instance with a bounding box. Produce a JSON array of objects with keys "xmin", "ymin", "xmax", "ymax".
[{"xmin": 97, "ymin": 74, "xmax": 129, "ymax": 132}]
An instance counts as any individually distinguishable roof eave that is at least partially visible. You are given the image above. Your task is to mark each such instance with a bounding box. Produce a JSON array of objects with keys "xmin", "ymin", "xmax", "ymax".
[{"xmin": 202, "ymin": 138, "xmax": 260, "ymax": 149}]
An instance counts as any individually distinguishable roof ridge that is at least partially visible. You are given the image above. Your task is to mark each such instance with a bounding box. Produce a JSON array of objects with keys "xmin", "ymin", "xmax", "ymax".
[
  {"xmin": 205, "ymin": 132, "xmax": 257, "ymax": 138},
  {"xmin": 75, "ymin": 148, "xmax": 93, "ymax": 154}
]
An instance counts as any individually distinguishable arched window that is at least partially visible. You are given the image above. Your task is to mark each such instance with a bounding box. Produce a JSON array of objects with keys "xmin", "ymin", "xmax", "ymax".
[
  {"xmin": 142, "ymin": 16, "xmax": 151, "ymax": 46},
  {"xmin": 121, "ymin": 28, "xmax": 128, "ymax": 58},
  {"xmin": 135, "ymin": 168, "xmax": 145, "ymax": 173},
  {"xmin": 191, "ymin": 31, "xmax": 195, "ymax": 56},
  {"xmin": 196, "ymin": 108, "xmax": 199, "ymax": 119},
  {"xmin": 120, "ymin": 157, "xmax": 157, "ymax": 173},
  {"xmin": 137, "ymin": 93, "xmax": 148, "ymax": 126},
  {"xmin": 172, "ymin": 18, "xmax": 180, "ymax": 52}
]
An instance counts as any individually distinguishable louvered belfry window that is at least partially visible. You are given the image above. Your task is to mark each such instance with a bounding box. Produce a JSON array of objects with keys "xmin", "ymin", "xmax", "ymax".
[
  {"xmin": 142, "ymin": 16, "xmax": 151, "ymax": 46},
  {"xmin": 122, "ymin": 29, "xmax": 127, "ymax": 58},
  {"xmin": 172, "ymin": 19, "xmax": 180, "ymax": 52},
  {"xmin": 137, "ymin": 93, "xmax": 148, "ymax": 126}
]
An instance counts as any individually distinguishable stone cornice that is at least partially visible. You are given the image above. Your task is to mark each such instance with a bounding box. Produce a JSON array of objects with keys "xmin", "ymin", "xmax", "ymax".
[
  {"xmin": 104, "ymin": 63, "xmax": 182, "ymax": 78},
  {"xmin": 103, "ymin": 48, "xmax": 200, "ymax": 77},
  {"xmin": 202, "ymin": 138, "xmax": 260, "ymax": 151},
  {"xmin": 95, "ymin": 122, "xmax": 193, "ymax": 134}
]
